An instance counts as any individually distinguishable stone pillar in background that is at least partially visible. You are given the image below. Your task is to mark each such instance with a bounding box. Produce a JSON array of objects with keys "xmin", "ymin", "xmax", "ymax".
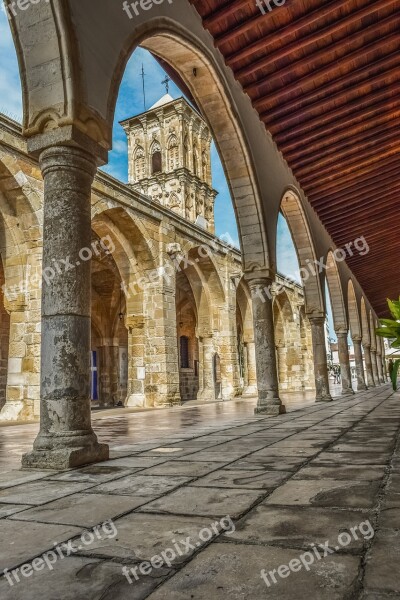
[
  {"xmin": 352, "ymin": 337, "xmax": 368, "ymax": 391},
  {"xmin": 125, "ymin": 315, "xmax": 146, "ymax": 407},
  {"xmin": 376, "ymin": 349, "xmax": 384, "ymax": 384},
  {"xmin": 246, "ymin": 276, "xmax": 285, "ymax": 416},
  {"xmin": 363, "ymin": 343, "xmax": 375, "ymax": 387},
  {"xmin": 23, "ymin": 145, "xmax": 108, "ymax": 469},
  {"xmin": 97, "ymin": 339, "xmax": 119, "ymax": 407},
  {"xmin": 0, "ymin": 297, "xmax": 34, "ymax": 421},
  {"xmin": 336, "ymin": 331, "xmax": 355, "ymax": 396},
  {"xmin": 198, "ymin": 336, "xmax": 215, "ymax": 401},
  {"xmin": 309, "ymin": 316, "xmax": 332, "ymax": 402},
  {"xmin": 243, "ymin": 341, "xmax": 258, "ymax": 396},
  {"xmin": 380, "ymin": 341, "xmax": 388, "ymax": 382},
  {"xmin": 144, "ymin": 280, "xmax": 181, "ymax": 407},
  {"xmin": 371, "ymin": 350, "xmax": 380, "ymax": 386}
]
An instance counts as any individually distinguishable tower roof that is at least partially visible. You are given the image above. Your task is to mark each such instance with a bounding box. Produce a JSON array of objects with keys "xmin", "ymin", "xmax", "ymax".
[{"xmin": 149, "ymin": 94, "xmax": 175, "ymax": 109}]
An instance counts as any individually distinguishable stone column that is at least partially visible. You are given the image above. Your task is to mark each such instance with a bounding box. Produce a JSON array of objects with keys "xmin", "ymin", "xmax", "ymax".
[
  {"xmin": 363, "ymin": 343, "xmax": 375, "ymax": 387},
  {"xmin": 23, "ymin": 146, "xmax": 108, "ymax": 470},
  {"xmin": 336, "ymin": 331, "xmax": 355, "ymax": 396},
  {"xmin": 309, "ymin": 316, "xmax": 332, "ymax": 402},
  {"xmin": 243, "ymin": 341, "xmax": 258, "ymax": 396},
  {"xmin": 198, "ymin": 336, "xmax": 215, "ymax": 401},
  {"xmin": 371, "ymin": 350, "xmax": 380, "ymax": 386},
  {"xmin": 376, "ymin": 351, "xmax": 384, "ymax": 384},
  {"xmin": 97, "ymin": 340, "xmax": 119, "ymax": 407},
  {"xmin": 246, "ymin": 277, "xmax": 285, "ymax": 415},
  {"xmin": 125, "ymin": 316, "xmax": 146, "ymax": 407},
  {"xmin": 352, "ymin": 337, "xmax": 368, "ymax": 391}
]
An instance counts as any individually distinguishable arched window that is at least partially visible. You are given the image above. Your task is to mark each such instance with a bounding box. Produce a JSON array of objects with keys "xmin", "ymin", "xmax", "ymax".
[
  {"xmin": 150, "ymin": 141, "xmax": 162, "ymax": 175},
  {"xmin": 168, "ymin": 135, "xmax": 179, "ymax": 171},
  {"xmin": 180, "ymin": 336, "xmax": 190, "ymax": 369},
  {"xmin": 133, "ymin": 146, "xmax": 145, "ymax": 181}
]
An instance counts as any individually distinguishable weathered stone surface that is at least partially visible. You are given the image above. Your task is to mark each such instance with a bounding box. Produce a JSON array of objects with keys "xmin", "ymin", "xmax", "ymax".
[
  {"xmin": 142, "ymin": 486, "xmax": 264, "ymax": 518},
  {"xmin": 226, "ymin": 505, "xmax": 371, "ymax": 550},
  {"xmin": 364, "ymin": 529, "xmax": 400, "ymax": 595},
  {"xmin": 144, "ymin": 543, "xmax": 360, "ymax": 599},
  {"xmin": 86, "ymin": 474, "xmax": 191, "ymax": 497},
  {"xmin": 191, "ymin": 468, "xmax": 292, "ymax": 489},
  {"xmin": 0, "ymin": 520, "xmax": 82, "ymax": 572},
  {"xmin": 0, "ymin": 480, "xmax": 92, "ymax": 505},
  {"xmin": 8, "ymin": 492, "xmax": 150, "ymax": 527},
  {"xmin": 0, "ymin": 556, "xmax": 168, "ymax": 600},
  {"xmin": 264, "ymin": 479, "xmax": 380, "ymax": 508}
]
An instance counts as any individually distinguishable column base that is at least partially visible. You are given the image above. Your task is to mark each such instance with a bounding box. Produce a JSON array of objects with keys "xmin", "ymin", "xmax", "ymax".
[
  {"xmin": 255, "ymin": 403, "xmax": 286, "ymax": 416},
  {"xmin": 316, "ymin": 394, "xmax": 333, "ymax": 402},
  {"xmin": 341, "ymin": 388, "xmax": 355, "ymax": 396},
  {"xmin": 197, "ymin": 390, "xmax": 216, "ymax": 402},
  {"xmin": 125, "ymin": 393, "xmax": 146, "ymax": 408},
  {"xmin": 357, "ymin": 384, "xmax": 368, "ymax": 392},
  {"xmin": 242, "ymin": 384, "xmax": 258, "ymax": 397},
  {"xmin": 22, "ymin": 442, "xmax": 109, "ymax": 471}
]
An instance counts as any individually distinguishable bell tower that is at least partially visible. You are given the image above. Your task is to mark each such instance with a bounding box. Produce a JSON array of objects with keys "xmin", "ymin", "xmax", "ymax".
[{"xmin": 121, "ymin": 95, "xmax": 218, "ymax": 233}]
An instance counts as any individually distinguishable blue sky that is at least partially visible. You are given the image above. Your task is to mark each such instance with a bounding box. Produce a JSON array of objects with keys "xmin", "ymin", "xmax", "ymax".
[{"xmin": 0, "ymin": 13, "xmax": 335, "ymax": 339}]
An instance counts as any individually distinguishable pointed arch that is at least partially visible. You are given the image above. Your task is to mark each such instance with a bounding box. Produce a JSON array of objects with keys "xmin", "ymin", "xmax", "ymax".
[
  {"xmin": 325, "ymin": 250, "xmax": 347, "ymax": 332},
  {"xmin": 361, "ymin": 297, "xmax": 370, "ymax": 346},
  {"xmin": 348, "ymin": 280, "xmax": 361, "ymax": 340},
  {"xmin": 280, "ymin": 189, "xmax": 324, "ymax": 317},
  {"xmin": 150, "ymin": 140, "xmax": 162, "ymax": 174}
]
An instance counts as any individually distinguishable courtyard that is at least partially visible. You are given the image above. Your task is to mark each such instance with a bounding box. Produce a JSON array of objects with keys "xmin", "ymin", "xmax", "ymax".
[{"xmin": 0, "ymin": 386, "xmax": 398, "ymax": 599}]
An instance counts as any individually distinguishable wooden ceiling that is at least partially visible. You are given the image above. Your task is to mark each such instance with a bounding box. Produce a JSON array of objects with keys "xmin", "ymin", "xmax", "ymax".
[{"xmin": 190, "ymin": 0, "xmax": 400, "ymax": 316}]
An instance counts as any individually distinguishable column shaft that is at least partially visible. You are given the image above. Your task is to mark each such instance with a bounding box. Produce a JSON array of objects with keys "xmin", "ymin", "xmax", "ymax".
[
  {"xmin": 371, "ymin": 350, "xmax": 379, "ymax": 386},
  {"xmin": 243, "ymin": 341, "xmax": 258, "ymax": 396},
  {"xmin": 247, "ymin": 278, "xmax": 285, "ymax": 416},
  {"xmin": 309, "ymin": 317, "xmax": 332, "ymax": 402},
  {"xmin": 353, "ymin": 338, "xmax": 367, "ymax": 391},
  {"xmin": 336, "ymin": 332, "xmax": 355, "ymax": 396},
  {"xmin": 23, "ymin": 146, "xmax": 108, "ymax": 469},
  {"xmin": 363, "ymin": 344, "xmax": 375, "ymax": 387},
  {"xmin": 198, "ymin": 337, "xmax": 215, "ymax": 401}
]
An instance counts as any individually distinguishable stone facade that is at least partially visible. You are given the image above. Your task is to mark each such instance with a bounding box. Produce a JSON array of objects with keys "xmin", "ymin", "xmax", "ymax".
[{"xmin": 0, "ymin": 111, "xmax": 315, "ymax": 421}]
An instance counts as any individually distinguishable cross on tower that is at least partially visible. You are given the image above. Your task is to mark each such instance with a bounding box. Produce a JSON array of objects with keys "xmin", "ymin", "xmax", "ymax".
[{"xmin": 161, "ymin": 76, "xmax": 171, "ymax": 94}]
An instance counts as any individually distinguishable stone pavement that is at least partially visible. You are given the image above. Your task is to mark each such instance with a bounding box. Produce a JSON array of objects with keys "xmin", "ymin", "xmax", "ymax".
[{"xmin": 0, "ymin": 385, "xmax": 398, "ymax": 599}]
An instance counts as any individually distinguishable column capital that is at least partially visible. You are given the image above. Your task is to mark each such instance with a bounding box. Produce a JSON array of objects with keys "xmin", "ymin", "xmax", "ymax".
[
  {"xmin": 125, "ymin": 315, "xmax": 145, "ymax": 330},
  {"xmin": 335, "ymin": 328, "xmax": 349, "ymax": 336},
  {"xmin": 27, "ymin": 126, "xmax": 108, "ymax": 166},
  {"xmin": 244, "ymin": 268, "xmax": 275, "ymax": 288},
  {"xmin": 352, "ymin": 336, "xmax": 362, "ymax": 343},
  {"xmin": 308, "ymin": 315, "xmax": 326, "ymax": 326},
  {"xmin": 39, "ymin": 145, "xmax": 97, "ymax": 179}
]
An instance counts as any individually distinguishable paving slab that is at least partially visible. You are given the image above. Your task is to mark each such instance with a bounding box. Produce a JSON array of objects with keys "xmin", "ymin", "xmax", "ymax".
[
  {"xmin": 140, "ymin": 461, "xmax": 222, "ymax": 477},
  {"xmin": 0, "ymin": 480, "xmax": 93, "ymax": 505},
  {"xmin": 0, "ymin": 503, "xmax": 33, "ymax": 518},
  {"xmin": 141, "ymin": 486, "xmax": 264, "ymax": 518},
  {"xmin": 8, "ymin": 492, "xmax": 149, "ymax": 527},
  {"xmin": 0, "ymin": 470, "xmax": 53, "ymax": 490},
  {"xmin": 264, "ymin": 479, "xmax": 381, "ymax": 508},
  {"xmin": 0, "ymin": 556, "xmax": 169, "ymax": 600},
  {"xmin": 86, "ymin": 474, "xmax": 191, "ymax": 497},
  {"xmin": 292, "ymin": 465, "xmax": 385, "ymax": 481},
  {"xmin": 191, "ymin": 468, "xmax": 292, "ymax": 490},
  {"xmin": 47, "ymin": 465, "xmax": 141, "ymax": 484},
  {"xmin": 0, "ymin": 519, "xmax": 82, "ymax": 572},
  {"xmin": 226, "ymin": 505, "xmax": 371, "ymax": 550},
  {"xmin": 226, "ymin": 456, "xmax": 308, "ymax": 471},
  {"xmin": 79, "ymin": 513, "xmax": 232, "ymax": 564},
  {"xmin": 144, "ymin": 542, "xmax": 361, "ymax": 600},
  {"xmin": 364, "ymin": 528, "xmax": 400, "ymax": 595}
]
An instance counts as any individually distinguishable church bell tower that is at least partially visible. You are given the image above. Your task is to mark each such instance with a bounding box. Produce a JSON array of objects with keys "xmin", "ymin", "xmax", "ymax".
[{"xmin": 121, "ymin": 93, "xmax": 218, "ymax": 233}]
